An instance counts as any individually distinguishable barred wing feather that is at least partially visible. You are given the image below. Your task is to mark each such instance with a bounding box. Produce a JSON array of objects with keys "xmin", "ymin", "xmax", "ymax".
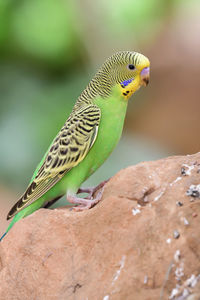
[{"xmin": 7, "ymin": 104, "xmax": 101, "ymax": 219}]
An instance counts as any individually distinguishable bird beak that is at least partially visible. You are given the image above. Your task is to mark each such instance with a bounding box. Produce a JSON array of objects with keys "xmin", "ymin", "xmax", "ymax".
[{"xmin": 140, "ymin": 67, "xmax": 150, "ymax": 86}]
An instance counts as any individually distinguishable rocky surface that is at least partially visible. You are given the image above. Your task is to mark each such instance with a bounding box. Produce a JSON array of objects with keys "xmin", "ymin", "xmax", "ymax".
[{"xmin": 1, "ymin": 153, "xmax": 200, "ymax": 300}]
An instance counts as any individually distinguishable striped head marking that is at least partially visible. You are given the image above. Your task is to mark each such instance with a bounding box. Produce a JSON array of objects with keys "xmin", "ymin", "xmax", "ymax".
[
  {"xmin": 75, "ymin": 51, "xmax": 150, "ymax": 108},
  {"xmin": 116, "ymin": 51, "xmax": 150, "ymax": 100},
  {"xmin": 99, "ymin": 51, "xmax": 150, "ymax": 100}
]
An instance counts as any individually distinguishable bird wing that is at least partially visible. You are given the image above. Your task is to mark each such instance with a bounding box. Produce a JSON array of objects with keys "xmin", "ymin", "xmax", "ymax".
[{"xmin": 7, "ymin": 104, "xmax": 101, "ymax": 219}]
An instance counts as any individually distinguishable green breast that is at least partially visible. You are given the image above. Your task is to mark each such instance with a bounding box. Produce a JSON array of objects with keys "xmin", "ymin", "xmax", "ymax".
[
  {"xmin": 60, "ymin": 85, "xmax": 128, "ymax": 192},
  {"xmin": 91, "ymin": 86, "xmax": 128, "ymax": 173}
]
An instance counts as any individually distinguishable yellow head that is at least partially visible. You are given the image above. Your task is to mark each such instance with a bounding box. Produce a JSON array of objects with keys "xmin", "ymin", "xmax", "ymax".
[
  {"xmin": 76, "ymin": 51, "xmax": 150, "ymax": 107},
  {"xmin": 119, "ymin": 52, "xmax": 150, "ymax": 100},
  {"xmin": 96, "ymin": 51, "xmax": 150, "ymax": 100}
]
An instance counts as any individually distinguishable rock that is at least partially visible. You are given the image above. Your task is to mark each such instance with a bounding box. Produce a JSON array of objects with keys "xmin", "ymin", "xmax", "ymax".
[{"xmin": 1, "ymin": 153, "xmax": 200, "ymax": 300}]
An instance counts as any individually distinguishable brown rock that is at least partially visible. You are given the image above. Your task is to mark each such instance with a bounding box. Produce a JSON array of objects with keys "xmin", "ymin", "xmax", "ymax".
[{"xmin": 1, "ymin": 153, "xmax": 200, "ymax": 300}]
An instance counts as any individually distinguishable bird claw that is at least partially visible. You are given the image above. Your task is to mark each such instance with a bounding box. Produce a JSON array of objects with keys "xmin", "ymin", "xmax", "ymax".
[
  {"xmin": 73, "ymin": 188, "xmax": 105, "ymax": 211},
  {"xmin": 77, "ymin": 179, "xmax": 109, "ymax": 199},
  {"xmin": 67, "ymin": 179, "xmax": 109, "ymax": 211}
]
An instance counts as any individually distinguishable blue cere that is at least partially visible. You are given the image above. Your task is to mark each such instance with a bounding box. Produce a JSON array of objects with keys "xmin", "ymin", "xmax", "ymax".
[{"xmin": 121, "ymin": 78, "xmax": 133, "ymax": 87}]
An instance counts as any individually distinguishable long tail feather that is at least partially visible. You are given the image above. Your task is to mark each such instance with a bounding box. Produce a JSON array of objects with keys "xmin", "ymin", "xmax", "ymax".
[{"xmin": 0, "ymin": 232, "xmax": 7, "ymax": 242}]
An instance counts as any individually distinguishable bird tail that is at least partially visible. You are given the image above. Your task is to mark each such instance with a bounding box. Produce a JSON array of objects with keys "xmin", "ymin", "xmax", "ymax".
[
  {"xmin": 0, "ymin": 194, "xmax": 64, "ymax": 242},
  {"xmin": 0, "ymin": 232, "xmax": 7, "ymax": 241}
]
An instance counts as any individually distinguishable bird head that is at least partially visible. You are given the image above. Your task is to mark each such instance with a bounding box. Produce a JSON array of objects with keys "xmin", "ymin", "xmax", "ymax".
[{"xmin": 99, "ymin": 51, "xmax": 150, "ymax": 100}]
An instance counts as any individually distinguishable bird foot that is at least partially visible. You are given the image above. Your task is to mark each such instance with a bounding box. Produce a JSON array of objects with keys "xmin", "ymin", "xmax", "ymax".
[
  {"xmin": 77, "ymin": 179, "xmax": 109, "ymax": 199},
  {"xmin": 67, "ymin": 179, "xmax": 109, "ymax": 211}
]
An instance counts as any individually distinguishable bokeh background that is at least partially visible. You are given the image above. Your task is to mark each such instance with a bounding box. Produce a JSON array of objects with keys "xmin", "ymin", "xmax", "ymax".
[{"xmin": 0, "ymin": 0, "xmax": 200, "ymax": 235}]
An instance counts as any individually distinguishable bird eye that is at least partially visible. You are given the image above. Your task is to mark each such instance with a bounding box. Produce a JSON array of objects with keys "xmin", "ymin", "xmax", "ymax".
[{"xmin": 128, "ymin": 64, "xmax": 135, "ymax": 70}]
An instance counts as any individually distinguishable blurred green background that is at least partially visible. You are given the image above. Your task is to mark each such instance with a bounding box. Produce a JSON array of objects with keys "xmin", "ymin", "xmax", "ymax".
[{"xmin": 0, "ymin": 0, "xmax": 200, "ymax": 234}]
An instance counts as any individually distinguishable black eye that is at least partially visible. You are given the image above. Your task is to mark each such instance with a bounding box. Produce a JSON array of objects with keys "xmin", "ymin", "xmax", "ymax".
[{"xmin": 128, "ymin": 64, "xmax": 135, "ymax": 70}]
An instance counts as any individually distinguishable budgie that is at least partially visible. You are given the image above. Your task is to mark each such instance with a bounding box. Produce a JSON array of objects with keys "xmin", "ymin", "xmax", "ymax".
[{"xmin": 0, "ymin": 51, "xmax": 150, "ymax": 241}]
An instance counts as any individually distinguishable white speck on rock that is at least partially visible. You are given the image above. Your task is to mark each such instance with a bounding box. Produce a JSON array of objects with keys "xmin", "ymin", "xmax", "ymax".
[
  {"xmin": 182, "ymin": 288, "xmax": 189, "ymax": 297},
  {"xmin": 132, "ymin": 208, "xmax": 141, "ymax": 216},
  {"xmin": 166, "ymin": 238, "xmax": 172, "ymax": 244},
  {"xmin": 142, "ymin": 187, "xmax": 148, "ymax": 194},
  {"xmin": 175, "ymin": 264, "xmax": 184, "ymax": 280},
  {"xmin": 154, "ymin": 190, "xmax": 164, "ymax": 202},
  {"xmin": 182, "ymin": 164, "xmax": 195, "ymax": 176},
  {"xmin": 186, "ymin": 184, "xmax": 200, "ymax": 198},
  {"xmin": 169, "ymin": 287, "xmax": 179, "ymax": 299},
  {"xmin": 183, "ymin": 217, "xmax": 189, "ymax": 225},
  {"xmin": 170, "ymin": 176, "xmax": 182, "ymax": 187},
  {"xmin": 174, "ymin": 250, "xmax": 181, "ymax": 262},
  {"xmin": 173, "ymin": 230, "xmax": 180, "ymax": 239},
  {"xmin": 112, "ymin": 255, "xmax": 126, "ymax": 285},
  {"xmin": 144, "ymin": 275, "xmax": 148, "ymax": 284},
  {"xmin": 103, "ymin": 296, "xmax": 109, "ymax": 300},
  {"xmin": 186, "ymin": 274, "xmax": 200, "ymax": 288}
]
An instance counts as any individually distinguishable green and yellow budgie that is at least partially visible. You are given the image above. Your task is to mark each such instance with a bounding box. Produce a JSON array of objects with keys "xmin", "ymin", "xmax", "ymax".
[{"xmin": 0, "ymin": 51, "xmax": 150, "ymax": 241}]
